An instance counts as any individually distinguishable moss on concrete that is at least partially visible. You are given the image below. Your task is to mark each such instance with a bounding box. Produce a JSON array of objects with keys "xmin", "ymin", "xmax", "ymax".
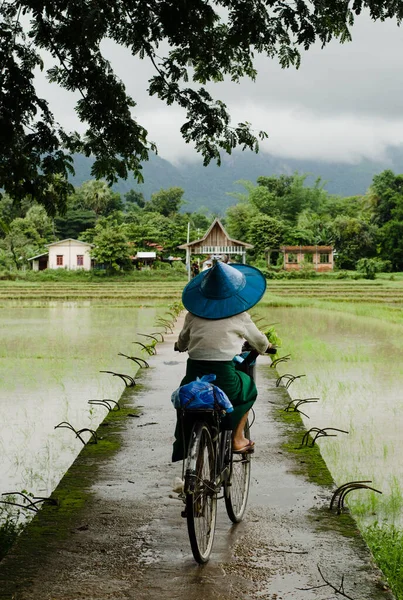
[
  {"xmin": 262, "ymin": 367, "xmax": 335, "ymax": 488},
  {"xmin": 309, "ymin": 506, "xmax": 364, "ymax": 539},
  {"xmin": 275, "ymin": 408, "xmax": 334, "ymax": 487}
]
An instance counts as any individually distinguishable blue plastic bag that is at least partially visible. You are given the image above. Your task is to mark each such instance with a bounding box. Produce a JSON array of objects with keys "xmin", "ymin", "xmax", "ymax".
[{"xmin": 171, "ymin": 374, "xmax": 234, "ymax": 413}]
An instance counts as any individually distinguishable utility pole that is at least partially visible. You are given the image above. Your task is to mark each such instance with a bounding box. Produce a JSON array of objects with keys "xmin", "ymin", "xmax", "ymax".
[{"xmin": 186, "ymin": 222, "xmax": 191, "ymax": 281}]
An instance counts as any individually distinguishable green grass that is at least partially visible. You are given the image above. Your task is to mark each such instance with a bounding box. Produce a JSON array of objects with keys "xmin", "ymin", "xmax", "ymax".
[
  {"xmin": 364, "ymin": 523, "xmax": 403, "ymax": 599},
  {"xmin": 0, "ymin": 279, "xmax": 185, "ymax": 306},
  {"xmin": 261, "ymin": 293, "xmax": 403, "ymax": 326},
  {"xmin": 0, "ymin": 268, "xmax": 187, "ymax": 283}
]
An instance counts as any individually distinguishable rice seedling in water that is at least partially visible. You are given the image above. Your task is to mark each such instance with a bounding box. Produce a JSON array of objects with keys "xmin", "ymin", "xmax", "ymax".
[{"xmin": 0, "ymin": 499, "xmax": 25, "ymax": 561}]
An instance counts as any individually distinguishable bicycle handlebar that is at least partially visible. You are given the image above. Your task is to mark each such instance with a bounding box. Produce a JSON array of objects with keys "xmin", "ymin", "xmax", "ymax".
[{"xmin": 174, "ymin": 341, "xmax": 277, "ymax": 359}]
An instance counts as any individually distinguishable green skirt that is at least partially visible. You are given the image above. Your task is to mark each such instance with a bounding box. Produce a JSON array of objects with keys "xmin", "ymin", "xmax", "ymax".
[{"xmin": 172, "ymin": 358, "xmax": 257, "ymax": 462}]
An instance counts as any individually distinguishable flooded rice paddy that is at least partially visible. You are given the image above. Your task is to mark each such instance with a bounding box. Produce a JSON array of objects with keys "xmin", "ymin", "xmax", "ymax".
[
  {"xmin": 0, "ymin": 305, "xmax": 162, "ymax": 501},
  {"xmin": 2, "ymin": 299, "xmax": 403, "ymax": 529},
  {"xmin": 267, "ymin": 306, "xmax": 403, "ymax": 525}
]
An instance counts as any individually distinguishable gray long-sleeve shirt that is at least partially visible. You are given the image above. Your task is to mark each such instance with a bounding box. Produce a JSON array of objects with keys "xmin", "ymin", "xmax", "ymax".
[{"xmin": 176, "ymin": 311, "xmax": 269, "ymax": 361}]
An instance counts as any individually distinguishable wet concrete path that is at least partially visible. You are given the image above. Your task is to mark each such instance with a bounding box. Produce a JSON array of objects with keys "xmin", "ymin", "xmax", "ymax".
[{"xmin": 0, "ymin": 327, "xmax": 394, "ymax": 600}]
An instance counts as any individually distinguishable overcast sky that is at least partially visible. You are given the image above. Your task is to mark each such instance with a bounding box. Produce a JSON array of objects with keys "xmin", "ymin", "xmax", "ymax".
[{"xmin": 34, "ymin": 12, "xmax": 403, "ymax": 166}]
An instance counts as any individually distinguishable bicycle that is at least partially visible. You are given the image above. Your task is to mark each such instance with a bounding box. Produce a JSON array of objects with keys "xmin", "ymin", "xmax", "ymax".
[{"xmin": 178, "ymin": 345, "xmax": 276, "ymax": 564}]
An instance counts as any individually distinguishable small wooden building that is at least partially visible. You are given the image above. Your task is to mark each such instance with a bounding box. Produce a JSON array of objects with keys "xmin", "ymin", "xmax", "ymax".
[
  {"xmin": 178, "ymin": 218, "xmax": 253, "ymax": 264},
  {"xmin": 133, "ymin": 251, "xmax": 157, "ymax": 268},
  {"xmin": 281, "ymin": 245, "xmax": 334, "ymax": 272}
]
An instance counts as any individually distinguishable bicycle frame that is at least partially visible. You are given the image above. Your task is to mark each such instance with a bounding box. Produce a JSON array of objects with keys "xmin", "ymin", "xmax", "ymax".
[
  {"xmin": 181, "ymin": 408, "xmax": 231, "ymax": 495},
  {"xmin": 179, "ymin": 347, "xmax": 262, "ymax": 563}
]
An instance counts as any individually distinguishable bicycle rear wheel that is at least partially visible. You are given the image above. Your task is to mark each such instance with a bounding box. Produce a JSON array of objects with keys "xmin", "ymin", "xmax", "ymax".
[
  {"xmin": 185, "ymin": 422, "xmax": 217, "ymax": 564},
  {"xmin": 224, "ymin": 422, "xmax": 251, "ymax": 523}
]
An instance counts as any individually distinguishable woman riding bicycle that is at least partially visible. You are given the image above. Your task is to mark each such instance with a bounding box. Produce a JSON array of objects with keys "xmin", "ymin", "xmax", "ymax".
[{"xmin": 173, "ymin": 260, "xmax": 273, "ymax": 461}]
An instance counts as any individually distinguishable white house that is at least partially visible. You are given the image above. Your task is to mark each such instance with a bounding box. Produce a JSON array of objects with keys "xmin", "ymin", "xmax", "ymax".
[{"xmin": 28, "ymin": 239, "xmax": 93, "ymax": 271}]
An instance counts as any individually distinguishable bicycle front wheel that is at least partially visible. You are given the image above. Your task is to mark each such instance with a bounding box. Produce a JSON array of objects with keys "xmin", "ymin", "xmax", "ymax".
[
  {"xmin": 224, "ymin": 423, "xmax": 251, "ymax": 523},
  {"xmin": 185, "ymin": 423, "xmax": 217, "ymax": 564}
]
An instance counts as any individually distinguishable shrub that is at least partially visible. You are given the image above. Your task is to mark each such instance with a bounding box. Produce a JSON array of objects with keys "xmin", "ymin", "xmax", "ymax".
[
  {"xmin": 0, "ymin": 270, "xmax": 17, "ymax": 281},
  {"xmin": 172, "ymin": 260, "xmax": 186, "ymax": 272},
  {"xmin": 356, "ymin": 258, "xmax": 387, "ymax": 280},
  {"xmin": 334, "ymin": 270, "xmax": 350, "ymax": 279},
  {"xmin": 153, "ymin": 261, "xmax": 172, "ymax": 271},
  {"xmin": 250, "ymin": 258, "xmax": 268, "ymax": 271}
]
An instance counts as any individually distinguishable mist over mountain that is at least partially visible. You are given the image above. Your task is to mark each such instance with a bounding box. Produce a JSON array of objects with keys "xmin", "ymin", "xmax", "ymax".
[{"xmin": 69, "ymin": 147, "xmax": 403, "ymax": 214}]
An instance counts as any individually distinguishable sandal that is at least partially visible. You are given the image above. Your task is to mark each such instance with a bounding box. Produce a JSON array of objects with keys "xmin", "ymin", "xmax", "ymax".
[{"xmin": 232, "ymin": 440, "xmax": 255, "ymax": 454}]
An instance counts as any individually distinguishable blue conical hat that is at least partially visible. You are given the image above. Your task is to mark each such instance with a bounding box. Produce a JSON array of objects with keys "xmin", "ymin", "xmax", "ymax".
[{"xmin": 182, "ymin": 262, "xmax": 266, "ymax": 319}]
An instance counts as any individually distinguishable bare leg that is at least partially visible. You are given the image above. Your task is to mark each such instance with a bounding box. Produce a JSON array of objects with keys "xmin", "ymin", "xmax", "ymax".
[{"xmin": 232, "ymin": 411, "xmax": 254, "ymax": 451}]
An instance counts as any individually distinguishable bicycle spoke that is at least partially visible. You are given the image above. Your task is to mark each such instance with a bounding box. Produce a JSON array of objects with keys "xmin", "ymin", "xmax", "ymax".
[
  {"xmin": 225, "ymin": 423, "xmax": 251, "ymax": 522},
  {"xmin": 185, "ymin": 423, "xmax": 217, "ymax": 563}
]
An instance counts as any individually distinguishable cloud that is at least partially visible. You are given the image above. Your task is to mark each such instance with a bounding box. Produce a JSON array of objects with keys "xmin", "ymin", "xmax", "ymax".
[
  {"xmin": 136, "ymin": 104, "xmax": 403, "ymax": 165},
  {"xmin": 238, "ymin": 107, "xmax": 403, "ymax": 164},
  {"xmin": 32, "ymin": 10, "xmax": 403, "ymax": 166}
]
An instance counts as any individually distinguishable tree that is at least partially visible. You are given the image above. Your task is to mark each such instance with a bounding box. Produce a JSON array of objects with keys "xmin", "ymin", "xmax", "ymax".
[
  {"xmin": 126, "ymin": 211, "xmax": 187, "ymax": 254},
  {"xmin": 0, "ymin": 194, "xmax": 32, "ymax": 232},
  {"xmin": 248, "ymin": 186, "xmax": 280, "ymax": 219},
  {"xmin": 292, "ymin": 210, "xmax": 334, "ymax": 245},
  {"xmin": 369, "ymin": 170, "xmax": 403, "ymax": 227},
  {"xmin": 124, "ymin": 190, "xmax": 145, "ymax": 209},
  {"xmin": 145, "ymin": 187, "xmax": 185, "ymax": 217},
  {"xmin": 2, "ymin": 2, "xmax": 403, "ymax": 214},
  {"xmin": 257, "ymin": 174, "xmax": 329, "ymax": 224},
  {"xmin": 75, "ymin": 180, "xmax": 123, "ymax": 217},
  {"xmin": 188, "ymin": 211, "xmax": 211, "ymax": 234},
  {"xmin": 226, "ymin": 203, "xmax": 257, "ymax": 241},
  {"xmin": 54, "ymin": 206, "xmax": 97, "ymax": 240},
  {"xmin": 331, "ymin": 216, "xmax": 377, "ymax": 270},
  {"xmin": 0, "ymin": 205, "xmax": 54, "ymax": 269},
  {"xmin": 89, "ymin": 222, "xmax": 132, "ymax": 273},
  {"xmin": 54, "ymin": 181, "xmax": 122, "ymax": 237},
  {"xmin": 247, "ymin": 214, "xmax": 287, "ymax": 258},
  {"xmin": 378, "ymin": 220, "xmax": 403, "ymax": 271}
]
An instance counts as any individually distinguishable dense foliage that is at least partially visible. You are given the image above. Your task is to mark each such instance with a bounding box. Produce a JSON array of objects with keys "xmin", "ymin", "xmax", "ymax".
[
  {"xmin": 2, "ymin": 1, "xmax": 403, "ymax": 214},
  {"xmin": 0, "ymin": 184, "xmax": 211, "ymax": 272},
  {"xmin": 2, "ymin": 168, "xmax": 403, "ymax": 274}
]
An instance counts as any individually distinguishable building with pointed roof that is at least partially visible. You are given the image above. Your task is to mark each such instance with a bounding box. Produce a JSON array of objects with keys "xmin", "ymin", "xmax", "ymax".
[{"xmin": 178, "ymin": 218, "xmax": 253, "ymax": 264}]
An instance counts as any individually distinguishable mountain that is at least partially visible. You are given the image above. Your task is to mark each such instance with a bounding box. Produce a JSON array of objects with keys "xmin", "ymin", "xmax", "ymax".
[{"xmin": 69, "ymin": 147, "xmax": 403, "ymax": 214}]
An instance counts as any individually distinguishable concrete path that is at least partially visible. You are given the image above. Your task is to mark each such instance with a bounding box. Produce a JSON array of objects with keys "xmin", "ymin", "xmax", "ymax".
[{"xmin": 0, "ymin": 327, "xmax": 394, "ymax": 600}]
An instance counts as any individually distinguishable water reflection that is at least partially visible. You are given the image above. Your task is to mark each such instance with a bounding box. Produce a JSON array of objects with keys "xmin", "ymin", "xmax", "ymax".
[
  {"xmin": 263, "ymin": 307, "xmax": 403, "ymax": 524},
  {"xmin": 0, "ymin": 305, "xmax": 159, "ymax": 499}
]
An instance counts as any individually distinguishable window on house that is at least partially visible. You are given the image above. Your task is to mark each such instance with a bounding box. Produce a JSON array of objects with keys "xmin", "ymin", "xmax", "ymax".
[
  {"xmin": 320, "ymin": 254, "xmax": 330, "ymax": 263},
  {"xmin": 77, "ymin": 255, "xmax": 84, "ymax": 266},
  {"xmin": 287, "ymin": 253, "xmax": 298, "ymax": 263},
  {"xmin": 56, "ymin": 255, "xmax": 63, "ymax": 266},
  {"xmin": 304, "ymin": 253, "xmax": 313, "ymax": 263}
]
